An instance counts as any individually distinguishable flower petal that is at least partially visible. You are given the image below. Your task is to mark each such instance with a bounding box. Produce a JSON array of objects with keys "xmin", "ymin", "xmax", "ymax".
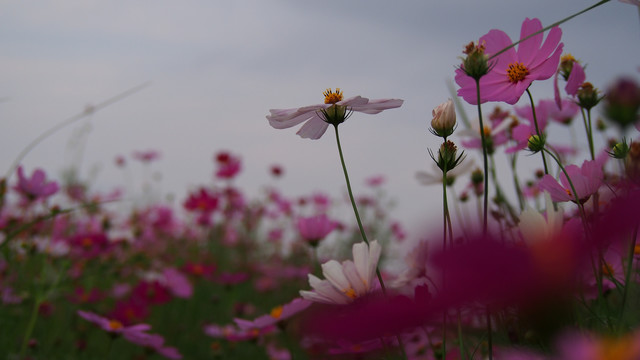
[{"xmin": 296, "ymin": 116, "xmax": 329, "ymax": 139}]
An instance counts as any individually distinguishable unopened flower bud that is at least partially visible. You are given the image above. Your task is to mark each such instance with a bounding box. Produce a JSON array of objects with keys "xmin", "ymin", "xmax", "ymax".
[
  {"xmin": 461, "ymin": 41, "xmax": 490, "ymax": 80},
  {"xmin": 596, "ymin": 118, "xmax": 607, "ymax": 132},
  {"xmin": 577, "ymin": 82, "xmax": 601, "ymax": 110},
  {"xmin": 603, "ymin": 77, "xmax": 640, "ymax": 130},
  {"xmin": 430, "ymin": 99, "xmax": 456, "ymax": 139},
  {"xmin": 610, "ymin": 140, "xmax": 630, "ymax": 159},
  {"xmin": 527, "ymin": 134, "xmax": 546, "ymax": 153},
  {"xmin": 559, "ymin": 54, "xmax": 578, "ymax": 81},
  {"xmin": 435, "ymin": 140, "xmax": 464, "ymax": 172},
  {"xmin": 471, "ymin": 168, "xmax": 484, "ymax": 185}
]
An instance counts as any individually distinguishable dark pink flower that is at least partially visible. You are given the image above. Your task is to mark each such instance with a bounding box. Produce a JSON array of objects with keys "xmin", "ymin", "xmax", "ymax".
[
  {"xmin": 267, "ymin": 89, "xmax": 403, "ymax": 139},
  {"xmin": 214, "ymin": 151, "xmax": 242, "ymax": 179},
  {"xmin": 13, "ymin": 166, "xmax": 59, "ymax": 202},
  {"xmin": 67, "ymin": 232, "xmax": 111, "ymax": 259},
  {"xmin": 183, "ymin": 187, "xmax": 219, "ymax": 213},
  {"xmin": 456, "ymin": 18, "xmax": 563, "ymax": 105},
  {"xmin": 131, "ymin": 280, "xmax": 172, "ymax": 305}
]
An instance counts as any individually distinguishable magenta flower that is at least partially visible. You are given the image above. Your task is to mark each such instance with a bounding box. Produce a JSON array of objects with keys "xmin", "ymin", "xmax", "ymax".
[
  {"xmin": 162, "ymin": 268, "xmax": 193, "ymax": 299},
  {"xmin": 13, "ymin": 166, "xmax": 59, "ymax": 202},
  {"xmin": 455, "ymin": 18, "xmax": 564, "ymax": 105},
  {"xmin": 297, "ymin": 214, "xmax": 336, "ymax": 246},
  {"xmin": 183, "ymin": 187, "xmax": 219, "ymax": 213},
  {"xmin": 267, "ymin": 89, "xmax": 403, "ymax": 139},
  {"xmin": 214, "ymin": 151, "xmax": 242, "ymax": 179}
]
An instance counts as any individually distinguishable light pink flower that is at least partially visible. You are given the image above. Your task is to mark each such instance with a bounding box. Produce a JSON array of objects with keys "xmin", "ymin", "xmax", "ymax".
[
  {"xmin": 14, "ymin": 166, "xmax": 59, "ymax": 202},
  {"xmin": 234, "ymin": 297, "xmax": 312, "ymax": 331},
  {"xmin": 455, "ymin": 18, "xmax": 563, "ymax": 105},
  {"xmin": 538, "ymin": 159, "xmax": 604, "ymax": 203},
  {"xmin": 267, "ymin": 89, "xmax": 403, "ymax": 139},
  {"xmin": 620, "ymin": 0, "xmax": 640, "ymax": 6},
  {"xmin": 132, "ymin": 150, "xmax": 161, "ymax": 163}
]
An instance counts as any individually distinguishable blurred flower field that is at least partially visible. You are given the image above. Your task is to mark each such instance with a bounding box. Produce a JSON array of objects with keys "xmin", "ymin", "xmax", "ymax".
[{"xmin": 2, "ymin": 0, "xmax": 640, "ymax": 359}]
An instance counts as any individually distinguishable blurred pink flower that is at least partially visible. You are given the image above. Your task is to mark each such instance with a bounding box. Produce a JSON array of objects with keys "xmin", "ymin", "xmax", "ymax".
[
  {"xmin": 297, "ymin": 214, "xmax": 336, "ymax": 246},
  {"xmin": 183, "ymin": 187, "xmax": 219, "ymax": 213},
  {"xmin": 267, "ymin": 89, "xmax": 403, "ymax": 139},
  {"xmin": 234, "ymin": 297, "xmax": 311, "ymax": 331},
  {"xmin": 455, "ymin": 18, "xmax": 563, "ymax": 105},
  {"xmin": 163, "ymin": 268, "xmax": 193, "ymax": 299},
  {"xmin": 13, "ymin": 166, "xmax": 59, "ymax": 202},
  {"xmin": 132, "ymin": 150, "xmax": 161, "ymax": 163},
  {"xmin": 215, "ymin": 151, "xmax": 242, "ymax": 179},
  {"xmin": 300, "ymin": 240, "xmax": 381, "ymax": 304}
]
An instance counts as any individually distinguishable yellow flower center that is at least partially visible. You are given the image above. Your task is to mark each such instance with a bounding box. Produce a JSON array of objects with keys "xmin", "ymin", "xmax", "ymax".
[
  {"xmin": 634, "ymin": 244, "xmax": 640, "ymax": 255},
  {"xmin": 506, "ymin": 62, "xmax": 529, "ymax": 83},
  {"xmin": 565, "ymin": 189, "xmax": 573, "ymax": 197},
  {"xmin": 598, "ymin": 335, "xmax": 638, "ymax": 360},
  {"xmin": 108, "ymin": 320, "xmax": 124, "ymax": 331},
  {"xmin": 270, "ymin": 306, "xmax": 283, "ymax": 319},
  {"xmin": 344, "ymin": 287, "xmax": 357, "ymax": 299},
  {"xmin": 323, "ymin": 88, "xmax": 343, "ymax": 104},
  {"xmin": 561, "ymin": 53, "xmax": 576, "ymax": 63},
  {"xmin": 482, "ymin": 125, "xmax": 492, "ymax": 137}
]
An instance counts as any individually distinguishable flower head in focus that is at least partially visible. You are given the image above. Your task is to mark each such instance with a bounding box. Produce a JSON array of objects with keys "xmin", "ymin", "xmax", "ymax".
[
  {"xmin": 266, "ymin": 89, "xmax": 403, "ymax": 139},
  {"xmin": 538, "ymin": 158, "xmax": 605, "ymax": 203},
  {"xmin": 455, "ymin": 18, "xmax": 564, "ymax": 105},
  {"xmin": 300, "ymin": 240, "xmax": 381, "ymax": 304}
]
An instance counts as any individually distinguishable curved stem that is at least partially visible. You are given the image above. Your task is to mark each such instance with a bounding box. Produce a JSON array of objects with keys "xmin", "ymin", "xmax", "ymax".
[
  {"xmin": 5, "ymin": 82, "xmax": 150, "ymax": 180},
  {"xmin": 333, "ymin": 125, "xmax": 386, "ymax": 293}
]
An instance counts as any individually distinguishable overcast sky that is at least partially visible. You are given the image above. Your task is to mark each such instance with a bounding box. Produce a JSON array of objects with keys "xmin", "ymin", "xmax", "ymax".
[{"xmin": 1, "ymin": 0, "xmax": 639, "ymax": 240}]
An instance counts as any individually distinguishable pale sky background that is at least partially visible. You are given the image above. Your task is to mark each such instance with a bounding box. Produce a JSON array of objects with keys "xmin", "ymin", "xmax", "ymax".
[{"xmin": 1, "ymin": 1, "xmax": 639, "ymax": 241}]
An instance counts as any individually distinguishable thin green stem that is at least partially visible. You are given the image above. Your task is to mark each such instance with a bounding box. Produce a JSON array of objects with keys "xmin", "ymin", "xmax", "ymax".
[
  {"xmin": 510, "ymin": 153, "xmax": 525, "ymax": 211},
  {"xmin": 526, "ymin": 89, "xmax": 549, "ymax": 175},
  {"xmin": 20, "ymin": 297, "xmax": 42, "ymax": 357},
  {"xmin": 488, "ymin": 0, "xmax": 611, "ymax": 60},
  {"xmin": 474, "ymin": 79, "xmax": 489, "ymax": 235},
  {"xmin": 333, "ymin": 125, "xmax": 386, "ymax": 293}
]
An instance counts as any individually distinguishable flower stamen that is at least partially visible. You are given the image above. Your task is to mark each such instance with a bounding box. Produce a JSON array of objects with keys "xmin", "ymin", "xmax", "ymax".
[
  {"xmin": 323, "ymin": 88, "xmax": 343, "ymax": 104},
  {"xmin": 506, "ymin": 62, "xmax": 529, "ymax": 83},
  {"xmin": 270, "ymin": 306, "xmax": 283, "ymax": 319}
]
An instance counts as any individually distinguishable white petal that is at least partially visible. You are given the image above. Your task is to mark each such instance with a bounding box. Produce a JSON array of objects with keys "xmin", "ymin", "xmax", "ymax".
[
  {"xmin": 350, "ymin": 98, "xmax": 404, "ymax": 114},
  {"xmin": 321, "ymin": 260, "xmax": 351, "ymax": 291},
  {"xmin": 342, "ymin": 260, "xmax": 367, "ymax": 296},
  {"xmin": 519, "ymin": 206, "xmax": 547, "ymax": 243}
]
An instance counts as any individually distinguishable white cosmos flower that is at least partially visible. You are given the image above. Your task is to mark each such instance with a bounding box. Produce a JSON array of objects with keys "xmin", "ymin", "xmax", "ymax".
[
  {"xmin": 300, "ymin": 240, "xmax": 381, "ymax": 304},
  {"xmin": 518, "ymin": 191, "xmax": 564, "ymax": 244}
]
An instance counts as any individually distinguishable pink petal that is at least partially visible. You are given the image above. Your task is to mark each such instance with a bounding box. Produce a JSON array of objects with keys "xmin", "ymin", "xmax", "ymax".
[
  {"xmin": 517, "ymin": 18, "xmax": 544, "ymax": 63},
  {"xmin": 482, "ymin": 29, "xmax": 516, "ymax": 62},
  {"xmin": 267, "ymin": 106, "xmax": 323, "ymax": 129},
  {"xmin": 530, "ymin": 43, "xmax": 564, "ymax": 81},
  {"xmin": 528, "ymin": 26, "xmax": 562, "ymax": 69},
  {"xmin": 350, "ymin": 98, "xmax": 404, "ymax": 114},
  {"xmin": 538, "ymin": 175, "xmax": 572, "ymax": 202},
  {"xmin": 295, "ymin": 116, "xmax": 329, "ymax": 139},
  {"xmin": 565, "ymin": 62, "xmax": 585, "ymax": 96}
]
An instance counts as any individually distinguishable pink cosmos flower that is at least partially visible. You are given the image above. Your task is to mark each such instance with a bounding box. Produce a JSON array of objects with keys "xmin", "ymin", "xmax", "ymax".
[
  {"xmin": 214, "ymin": 151, "xmax": 242, "ymax": 179},
  {"xmin": 455, "ymin": 18, "xmax": 564, "ymax": 105},
  {"xmin": 183, "ymin": 187, "xmax": 219, "ymax": 213},
  {"xmin": 162, "ymin": 268, "xmax": 193, "ymax": 299},
  {"xmin": 300, "ymin": 240, "xmax": 381, "ymax": 304},
  {"xmin": 77, "ymin": 310, "xmax": 182, "ymax": 359},
  {"xmin": 13, "ymin": 166, "xmax": 59, "ymax": 202},
  {"xmin": 297, "ymin": 214, "xmax": 336, "ymax": 246},
  {"xmin": 537, "ymin": 158, "xmax": 604, "ymax": 203},
  {"xmin": 267, "ymin": 89, "xmax": 403, "ymax": 139},
  {"xmin": 234, "ymin": 297, "xmax": 312, "ymax": 331}
]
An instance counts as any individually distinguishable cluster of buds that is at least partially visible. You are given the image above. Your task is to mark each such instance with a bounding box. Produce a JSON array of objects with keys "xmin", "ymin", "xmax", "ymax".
[{"xmin": 460, "ymin": 41, "xmax": 490, "ymax": 80}]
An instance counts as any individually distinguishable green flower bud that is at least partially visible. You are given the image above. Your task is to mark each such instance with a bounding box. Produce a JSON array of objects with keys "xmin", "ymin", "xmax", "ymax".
[{"xmin": 527, "ymin": 134, "xmax": 546, "ymax": 153}]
